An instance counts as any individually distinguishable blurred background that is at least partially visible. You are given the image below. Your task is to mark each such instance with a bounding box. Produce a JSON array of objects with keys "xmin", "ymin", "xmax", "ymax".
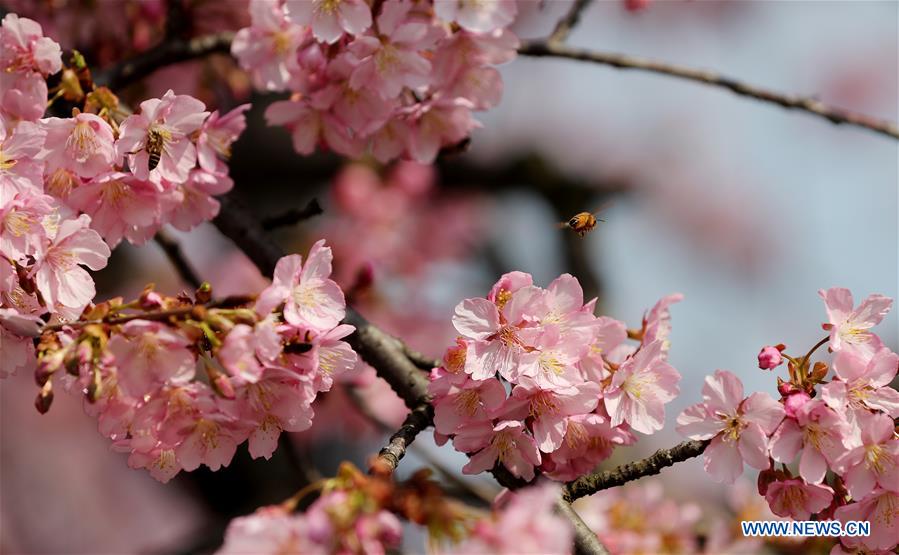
[{"xmin": 1, "ymin": 0, "xmax": 896, "ymax": 553}]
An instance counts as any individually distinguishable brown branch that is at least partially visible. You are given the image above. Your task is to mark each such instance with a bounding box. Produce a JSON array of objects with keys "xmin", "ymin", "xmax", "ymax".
[
  {"xmin": 556, "ymin": 499, "xmax": 611, "ymax": 555},
  {"xmin": 94, "ymin": 31, "xmax": 234, "ymax": 90},
  {"xmin": 261, "ymin": 198, "xmax": 324, "ymax": 231},
  {"xmin": 548, "ymin": 0, "xmax": 594, "ymax": 44},
  {"xmin": 562, "ymin": 439, "xmax": 710, "ymax": 502},
  {"xmin": 518, "ymin": 41, "xmax": 899, "ymax": 140},
  {"xmin": 154, "ymin": 229, "xmax": 203, "ymax": 289},
  {"xmin": 372, "ymin": 403, "xmax": 434, "ymax": 473}
]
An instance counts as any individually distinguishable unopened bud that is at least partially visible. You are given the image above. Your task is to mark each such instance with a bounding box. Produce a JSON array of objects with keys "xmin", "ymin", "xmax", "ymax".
[
  {"xmin": 758, "ymin": 345, "xmax": 784, "ymax": 370},
  {"xmin": 195, "ymin": 282, "xmax": 213, "ymax": 304},
  {"xmin": 783, "ymin": 390, "xmax": 811, "ymax": 418},
  {"xmin": 213, "ymin": 375, "xmax": 236, "ymax": 399},
  {"xmin": 58, "ymin": 68, "xmax": 85, "ymax": 102},
  {"xmin": 35, "ymin": 382, "xmax": 54, "ymax": 414},
  {"xmin": 777, "ymin": 378, "xmax": 797, "ymax": 397},
  {"xmin": 140, "ymin": 286, "xmax": 164, "ymax": 309}
]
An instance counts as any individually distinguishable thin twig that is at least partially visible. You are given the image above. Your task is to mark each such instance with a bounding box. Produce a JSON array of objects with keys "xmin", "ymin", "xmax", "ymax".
[
  {"xmin": 261, "ymin": 198, "xmax": 324, "ymax": 231},
  {"xmin": 154, "ymin": 230, "xmax": 203, "ymax": 289},
  {"xmin": 518, "ymin": 41, "xmax": 899, "ymax": 140},
  {"xmin": 372, "ymin": 403, "xmax": 434, "ymax": 473},
  {"xmin": 548, "ymin": 0, "xmax": 594, "ymax": 45},
  {"xmin": 556, "ymin": 499, "xmax": 612, "ymax": 555},
  {"xmin": 562, "ymin": 439, "xmax": 710, "ymax": 502}
]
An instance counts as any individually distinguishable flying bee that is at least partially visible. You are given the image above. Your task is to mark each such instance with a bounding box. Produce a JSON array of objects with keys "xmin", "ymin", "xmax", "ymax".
[{"xmin": 558, "ymin": 204, "xmax": 610, "ymax": 237}]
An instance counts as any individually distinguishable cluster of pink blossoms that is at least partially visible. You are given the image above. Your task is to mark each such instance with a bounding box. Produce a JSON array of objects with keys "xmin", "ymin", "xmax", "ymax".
[
  {"xmin": 232, "ymin": 0, "xmax": 518, "ymax": 163},
  {"xmin": 678, "ymin": 287, "xmax": 898, "ymax": 553},
  {"xmin": 431, "ymin": 271, "xmax": 683, "ymax": 481},
  {"xmin": 1, "ymin": 13, "xmax": 249, "ymax": 375},
  {"xmin": 30, "ymin": 241, "xmax": 358, "ymax": 482}
]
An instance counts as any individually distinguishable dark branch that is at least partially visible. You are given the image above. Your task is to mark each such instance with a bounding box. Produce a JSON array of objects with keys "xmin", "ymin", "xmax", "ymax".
[
  {"xmin": 556, "ymin": 499, "xmax": 611, "ymax": 555},
  {"xmin": 154, "ymin": 229, "xmax": 203, "ymax": 289},
  {"xmin": 94, "ymin": 31, "xmax": 234, "ymax": 90},
  {"xmin": 518, "ymin": 41, "xmax": 899, "ymax": 140},
  {"xmin": 548, "ymin": 0, "xmax": 594, "ymax": 44},
  {"xmin": 373, "ymin": 403, "xmax": 434, "ymax": 473},
  {"xmin": 563, "ymin": 439, "xmax": 710, "ymax": 502},
  {"xmin": 261, "ymin": 198, "xmax": 324, "ymax": 231}
]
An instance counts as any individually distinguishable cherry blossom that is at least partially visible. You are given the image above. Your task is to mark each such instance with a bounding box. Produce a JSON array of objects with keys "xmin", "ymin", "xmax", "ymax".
[
  {"xmin": 769, "ymin": 399, "xmax": 851, "ymax": 484},
  {"xmin": 822, "ymin": 347, "xmax": 899, "ymax": 419},
  {"xmin": 434, "ymin": 0, "xmax": 518, "ymax": 33},
  {"xmin": 39, "ymin": 112, "xmax": 115, "ymax": 178},
  {"xmin": 819, "ymin": 287, "xmax": 892, "ymax": 358},
  {"xmin": 230, "ymin": 0, "xmax": 306, "ymax": 91},
  {"xmin": 284, "ymin": 0, "xmax": 372, "ymax": 44},
  {"xmin": 460, "ymin": 420, "xmax": 542, "ymax": 481},
  {"xmin": 832, "ymin": 411, "xmax": 899, "ymax": 500},
  {"xmin": 764, "ymin": 478, "xmax": 834, "ymax": 520},
  {"xmin": 677, "ymin": 370, "xmax": 784, "ymax": 483},
  {"xmin": 604, "ymin": 340, "xmax": 680, "ymax": 434},
  {"xmin": 834, "ymin": 489, "xmax": 899, "ymax": 552}
]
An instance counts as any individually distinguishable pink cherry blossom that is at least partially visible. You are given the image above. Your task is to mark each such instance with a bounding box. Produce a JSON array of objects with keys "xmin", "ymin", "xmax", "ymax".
[
  {"xmin": 196, "ymin": 104, "xmax": 251, "ymax": 173},
  {"xmin": 604, "ymin": 340, "xmax": 680, "ymax": 434},
  {"xmin": 450, "ymin": 482, "xmax": 572, "ymax": 554},
  {"xmin": 822, "ymin": 347, "xmax": 899, "ymax": 419},
  {"xmin": 264, "ymin": 98, "xmax": 362, "ymax": 158},
  {"xmin": 347, "ymin": 0, "xmax": 433, "ymax": 99},
  {"xmin": 540, "ymin": 412, "xmax": 635, "ymax": 481},
  {"xmin": 764, "ymin": 478, "xmax": 833, "ymax": 519},
  {"xmin": 116, "ymin": 90, "xmax": 209, "ymax": 182},
  {"xmin": 231, "ymin": 0, "xmax": 306, "ymax": 91},
  {"xmin": 501, "ymin": 379, "xmax": 600, "ymax": 453},
  {"xmin": 219, "ymin": 324, "xmax": 266, "ymax": 385},
  {"xmin": 0, "ymin": 13, "xmax": 61, "ymax": 76},
  {"xmin": 833, "ymin": 411, "xmax": 899, "ymax": 500},
  {"xmin": 65, "ymin": 172, "xmax": 161, "ymax": 248},
  {"xmin": 0, "ymin": 189, "xmax": 55, "ymax": 260},
  {"xmin": 107, "ymin": 320, "xmax": 196, "ymax": 397},
  {"xmin": 40, "ymin": 113, "xmax": 115, "ymax": 178},
  {"xmin": 677, "ymin": 370, "xmax": 784, "ymax": 483},
  {"xmin": 431, "ymin": 373, "xmax": 506, "ymax": 436},
  {"xmin": 834, "ymin": 489, "xmax": 899, "ymax": 551},
  {"xmin": 641, "ymin": 293, "xmax": 684, "ymax": 354},
  {"xmin": 218, "ymin": 507, "xmax": 314, "ymax": 554},
  {"xmin": 0, "ymin": 118, "xmax": 45, "ymax": 194},
  {"xmin": 0, "ymin": 307, "xmax": 42, "ymax": 377},
  {"xmin": 31, "ymin": 214, "xmax": 111, "ymax": 312},
  {"xmin": 460, "ymin": 420, "xmax": 542, "ymax": 481},
  {"xmin": 517, "ymin": 327, "xmax": 586, "ymax": 389},
  {"xmin": 284, "ymin": 0, "xmax": 372, "ymax": 44},
  {"xmin": 236, "ymin": 373, "xmax": 316, "ymax": 460},
  {"xmin": 285, "ymin": 323, "xmax": 358, "ymax": 392},
  {"xmin": 819, "ymin": 287, "xmax": 892, "ymax": 358},
  {"xmin": 0, "ymin": 70, "xmax": 47, "ymax": 122},
  {"xmin": 404, "ymin": 98, "xmax": 480, "ymax": 163},
  {"xmin": 452, "ymin": 285, "xmax": 544, "ymax": 381},
  {"xmin": 166, "ymin": 168, "xmax": 234, "ymax": 231},
  {"xmin": 255, "ymin": 240, "xmax": 347, "ymax": 332},
  {"xmin": 769, "ymin": 399, "xmax": 851, "ymax": 484},
  {"xmin": 434, "ymin": 0, "xmax": 518, "ymax": 33}
]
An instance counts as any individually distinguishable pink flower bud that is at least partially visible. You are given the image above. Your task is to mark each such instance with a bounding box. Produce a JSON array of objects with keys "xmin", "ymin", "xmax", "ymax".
[
  {"xmin": 783, "ymin": 391, "xmax": 811, "ymax": 418},
  {"xmin": 140, "ymin": 290, "xmax": 164, "ymax": 309},
  {"xmin": 758, "ymin": 345, "xmax": 783, "ymax": 369}
]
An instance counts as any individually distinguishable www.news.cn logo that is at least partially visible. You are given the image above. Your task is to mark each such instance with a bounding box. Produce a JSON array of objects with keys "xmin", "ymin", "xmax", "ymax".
[{"xmin": 741, "ymin": 520, "xmax": 870, "ymax": 537}]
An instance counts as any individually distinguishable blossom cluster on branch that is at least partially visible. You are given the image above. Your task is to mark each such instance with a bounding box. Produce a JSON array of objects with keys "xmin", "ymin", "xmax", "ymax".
[
  {"xmin": 232, "ymin": 0, "xmax": 519, "ymax": 163},
  {"xmin": 677, "ymin": 287, "xmax": 898, "ymax": 553},
  {"xmin": 1, "ymin": 12, "xmax": 250, "ymax": 372},
  {"xmin": 431, "ymin": 270, "xmax": 683, "ymax": 482},
  {"xmin": 15, "ymin": 241, "xmax": 358, "ymax": 482},
  {"xmin": 219, "ymin": 462, "xmax": 573, "ymax": 555}
]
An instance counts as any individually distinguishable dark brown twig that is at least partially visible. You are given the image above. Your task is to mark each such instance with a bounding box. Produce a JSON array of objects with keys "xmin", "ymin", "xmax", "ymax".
[
  {"xmin": 518, "ymin": 41, "xmax": 899, "ymax": 140},
  {"xmin": 373, "ymin": 403, "xmax": 434, "ymax": 473},
  {"xmin": 563, "ymin": 439, "xmax": 710, "ymax": 502},
  {"xmin": 548, "ymin": 0, "xmax": 594, "ymax": 44},
  {"xmin": 154, "ymin": 229, "xmax": 203, "ymax": 289},
  {"xmin": 261, "ymin": 198, "xmax": 324, "ymax": 231}
]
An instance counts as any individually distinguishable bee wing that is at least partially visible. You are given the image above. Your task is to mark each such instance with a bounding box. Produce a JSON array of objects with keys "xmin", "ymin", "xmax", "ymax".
[
  {"xmin": 591, "ymin": 200, "xmax": 615, "ymax": 217},
  {"xmin": 557, "ymin": 221, "xmax": 571, "ymax": 229}
]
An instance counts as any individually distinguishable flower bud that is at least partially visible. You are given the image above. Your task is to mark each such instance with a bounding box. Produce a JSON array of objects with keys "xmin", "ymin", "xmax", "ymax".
[
  {"xmin": 758, "ymin": 345, "xmax": 784, "ymax": 370},
  {"xmin": 783, "ymin": 390, "xmax": 811, "ymax": 418},
  {"xmin": 196, "ymin": 282, "xmax": 213, "ymax": 304},
  {"xmin": 140, "ymin": 287, "xmax": 164, "ymax": 309},
  {"xmin": 35, "ymin": 382, "xmax": 54, "ymax": 414}
]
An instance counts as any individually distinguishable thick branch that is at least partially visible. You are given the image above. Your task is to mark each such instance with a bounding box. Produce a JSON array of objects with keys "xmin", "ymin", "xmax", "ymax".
[
  {"xmin": 519, "ymin": 41, "xmax": 899, "ymax": 140},
  {"xmin": 556, "ymin": 499, "xmax": 611, "ymax": 555},
  {"xmin": 261, "ymin": 198, "xmax": 324, "ymax": 231},
  {"xmin": 563, "ymin": 439, "xmax": 709, "ymax": 502},
  {"xmin": 94, "ymin": 31, "xmax": 234, "ymax": 90},
  {"xmin": 154, "ymin": 230, "xmax": 202, "ymax": 289}
]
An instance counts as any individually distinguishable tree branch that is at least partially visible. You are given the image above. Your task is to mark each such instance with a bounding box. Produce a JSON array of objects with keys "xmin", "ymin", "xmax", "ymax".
[
  {"xmin": 372, "ymin": 403, "xmax": 434, "ymax": 473},
  {"xmin": 562, "ymin": 439, "xmax": 710, "ymax": 502},
  {"xmin": 518, "ymin": 41, "xmax": 899, "ymax": 140},
  {"xmin": 261, "ymin": 198, "xmax": 324, "ymax": 231},
  {"xmin": 548, "ymin": 0, "xmax": 594, "ymax": 44},
  {"xmin": 94, "ymin": 31, "xmax": 234, "ymax": 90},
  {"xmin": 154, "ymin": 229, "xmax": 203, "ymax": 289}
]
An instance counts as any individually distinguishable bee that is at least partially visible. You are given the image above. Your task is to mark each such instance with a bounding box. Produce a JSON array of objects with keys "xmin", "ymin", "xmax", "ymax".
[
  {"xmin": 558, "ymin": 206, "xmax": 609, "ymax": 237},
  {"xmin": 144, "ymin": 126, "xmax": 168, "ymax": 171},
  {"xmin": 129, "ymin": 125, "xmax": 170, "ymax": 172}
]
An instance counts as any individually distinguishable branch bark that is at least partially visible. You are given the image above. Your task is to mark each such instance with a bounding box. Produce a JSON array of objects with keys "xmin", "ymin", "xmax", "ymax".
[
  {"xmin": 562, "ymin": 439, "xmax": 710, "ymax": 502},
  {"xmin": 548, "ymin": 0, "xmax": 595, "ymax": 44},
  {"xmin": 518, "ymin": 41, "xmax": 899, "ymax": 140}
]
